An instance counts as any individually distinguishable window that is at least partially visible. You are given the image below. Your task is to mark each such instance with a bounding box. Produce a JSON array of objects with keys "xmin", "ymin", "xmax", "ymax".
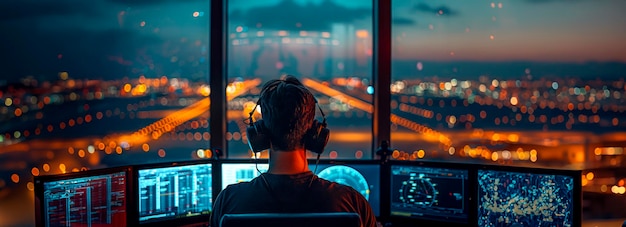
[
  {"xmin": 0, "ymin": 0, "xmax": 210, "ymax": 225},
  {"xmin": 226, "ymin": 0, "xmax": 374, "ymax": 159},
  {"xmin": 390, "ymin": 1, "xmax": 626, "ymax": 166}
]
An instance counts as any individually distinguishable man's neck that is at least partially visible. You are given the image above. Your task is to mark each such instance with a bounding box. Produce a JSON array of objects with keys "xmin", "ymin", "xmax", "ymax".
[{"xmin": 267, "ymin": 148, "xmax": 310, "ymax": 174}]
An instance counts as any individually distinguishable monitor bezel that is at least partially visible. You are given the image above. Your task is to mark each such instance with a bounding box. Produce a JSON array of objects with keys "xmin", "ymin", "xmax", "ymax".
[
  {"xmin": 475, "ymin": 163, "xmax": 582, "ymax": 227},
  {"xmin": 131, "ymin": 159, "xmax": 213, "ymax": 227},
  {"xmin": 387, "ymin": 160, "xmax": 476, "ymax": 227},
  {"xmin": 34, "ymin": 166, "xmax": 134, "ymax": 227}
]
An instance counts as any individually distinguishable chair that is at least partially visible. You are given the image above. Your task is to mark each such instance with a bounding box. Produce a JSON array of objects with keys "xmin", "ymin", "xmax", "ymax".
[{"xmin": 219, "ymin": 212, "xmax": 361, "ymax": 227}]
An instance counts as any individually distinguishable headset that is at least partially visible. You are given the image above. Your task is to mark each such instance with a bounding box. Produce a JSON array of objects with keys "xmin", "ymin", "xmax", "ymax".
[{"xmin": 245, "ymin": 80, "xmax": 330, "ymax": 155}]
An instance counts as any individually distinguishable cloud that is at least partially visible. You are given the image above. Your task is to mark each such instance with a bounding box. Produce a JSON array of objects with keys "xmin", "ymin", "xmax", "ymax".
[
  {"xmin": 524, "ymin": 0, "xmax": 581, "ymax": 3},
  {"xmin": 229, "ymin": 0, "xmax": 371, "ymax": 31},
  {"xmin": 413, "ymin": 3, "xmax": 458, "ymax": 16},
  {"xmin": 0, "ymin": 0, "xmax": 99, "ymax": 21},
  {"xmin": 393, "ymin": 17, "xmax": 416, "ymax": 26},
  {"xmin": 0, "ymin": 24, "xmax": 163, "ymax": 79}
]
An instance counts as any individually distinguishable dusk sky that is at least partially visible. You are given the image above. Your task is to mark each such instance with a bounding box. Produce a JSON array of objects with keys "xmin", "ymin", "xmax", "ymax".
[
  {"xmin": 0, "ymin": 0, "xmax": 625, "ymax": 81},
  {"xmin": 390, "ymin": 0, "xmax": 626, "ymax": 62}
]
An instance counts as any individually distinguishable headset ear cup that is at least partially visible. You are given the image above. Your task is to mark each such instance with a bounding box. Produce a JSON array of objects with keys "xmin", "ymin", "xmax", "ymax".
[
  {"xmin": 305, "ymin": 120, "xmax": 330, "ymax": 155},
  {"xmin": 315, "ymin": 127, "xmax": 330, "ymax": 154},
  {"xmin": 246, "ymin": 120, "xmax": 271, "ymax": 153}
]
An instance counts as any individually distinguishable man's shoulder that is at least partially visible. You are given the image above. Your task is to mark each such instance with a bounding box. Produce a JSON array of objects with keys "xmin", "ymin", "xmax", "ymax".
[
  {"xmin": 222, "ymin": 180, "xmax": 258, "ymax": 192},
  {"xmin": 315, "ymin": 178, "xmax": 364, "ymax": 197}
]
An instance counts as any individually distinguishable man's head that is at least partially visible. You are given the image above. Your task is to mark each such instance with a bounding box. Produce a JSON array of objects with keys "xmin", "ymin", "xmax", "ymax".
[{"xmin": 258, "ymin": 75, "xmax": 316, "ymax": 151}]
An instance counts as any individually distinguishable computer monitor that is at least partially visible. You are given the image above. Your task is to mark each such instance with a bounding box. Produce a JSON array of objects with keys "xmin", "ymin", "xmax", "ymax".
[
  {"xmin": 219, "ymin": 160, "xmax": 380, "ymax": 216},
  {"xmin": 477, "ymin": 167, "xmax": 581, "ymax": 227},
  {"xmin": 311, "ymin": 161, "xmax": 381, "ymax": 216},
  {"xmin": 34, "ymin": 166, "xmax": 132, "ymax": 227},
  {"xmin": 135, "ymin": 161, "xmax": 212, "ymax": 226},
  {"xmin": 221, "ymin": 162, "xmax": 269, "ymax": 190},
  {"xmin": 389, "ymin": 163, "xmax": 470, "ymax": 224}
]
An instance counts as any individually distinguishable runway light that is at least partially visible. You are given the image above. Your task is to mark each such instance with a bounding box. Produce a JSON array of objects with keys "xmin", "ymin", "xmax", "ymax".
[
  {"xmin": 329, "ymin": 151, "xmax": 338, "ymax": 159},
  {"xmin": 392, "ymin": 150, "xmax": 400, "ymax": 159},
  {"xmin": 5, "ymin": 98, "xmax": 13, "ymax": 106},
  {"xmin": 11, "ymin": 174, "xmax": 19, "ymax": 183},
  {"xmin": 491, "ymin": 152, "xmax": 498, "ymax": 161},
  {"xmin": 158, "ymin": 149, "xmax": 166, "ymax": 157},
  {"xmin": 448, "ymin": 147, "xmax": 455, "ymax": 155},
  {"xmin": 586, "ymin": 172, "xmax": 594, "ymax": 181},
  {"xmin": 417, "ymin": 150, "xmax": 425, "ymax": 159},
  {"xmin": 355, "ymin": 150, "xmax": 363, "ymax": 159},
  {"xmin": 510, "ymin": 97, "xmax": 519, "ymax": 106},
  {"xmin": 197, "ymin": 149, "xmax": 205, "ymax": 158}
]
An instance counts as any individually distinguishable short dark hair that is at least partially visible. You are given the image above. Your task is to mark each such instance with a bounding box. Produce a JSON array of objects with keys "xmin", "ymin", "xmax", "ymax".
[{"xmin": 258, "ymin": 75, "xmax": 316, "ymax": 151}]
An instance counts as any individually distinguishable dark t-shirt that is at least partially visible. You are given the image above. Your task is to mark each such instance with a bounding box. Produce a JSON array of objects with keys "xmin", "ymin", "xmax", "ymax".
[{"xmin": 210, "ymin": 171, "xmax": 377, "ymax": 227}]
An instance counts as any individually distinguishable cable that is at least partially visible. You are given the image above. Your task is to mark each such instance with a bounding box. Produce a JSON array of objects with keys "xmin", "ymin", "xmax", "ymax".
[{"xmin": 309, "ymin": 153, "xmax": 321, "ymax": 188}]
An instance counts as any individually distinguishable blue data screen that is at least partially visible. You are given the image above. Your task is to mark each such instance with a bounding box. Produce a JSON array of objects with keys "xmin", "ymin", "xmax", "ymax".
[{"xmin": 137, "ymin": 163, "xmax": 212, "ymax": 223}]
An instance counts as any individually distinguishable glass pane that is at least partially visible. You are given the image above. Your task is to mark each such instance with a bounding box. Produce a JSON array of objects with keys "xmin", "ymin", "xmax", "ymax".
[
  {"xmin": 227, "ymin": 0, "xmax": 374, "ymax": 160},
  {"xmin": 391, "ymin": 0, "xmax": 626, "ymax": 222},
  {"xmin": 0, "ymin": 1, "xmax": 210, "ymax": 225}
]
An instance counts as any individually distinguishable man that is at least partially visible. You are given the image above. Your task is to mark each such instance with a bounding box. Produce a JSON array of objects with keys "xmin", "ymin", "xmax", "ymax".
[{"xmin": 210, "ymin": 75, "xmax": 377, "ymax": 227}]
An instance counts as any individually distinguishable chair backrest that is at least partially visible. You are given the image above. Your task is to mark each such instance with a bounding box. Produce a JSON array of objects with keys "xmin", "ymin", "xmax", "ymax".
[{"xmin": 219, "ymin": 212, "xmax": 361, "ymax": 227}]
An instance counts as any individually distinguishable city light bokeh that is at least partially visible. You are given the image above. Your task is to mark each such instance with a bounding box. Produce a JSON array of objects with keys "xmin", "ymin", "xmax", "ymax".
[{"xmin": 1, "ymin": 0, "xmax": 626, "ymax": 226}]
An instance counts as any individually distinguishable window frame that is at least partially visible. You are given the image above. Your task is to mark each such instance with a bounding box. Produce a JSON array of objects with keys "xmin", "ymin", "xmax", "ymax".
[{"xmin": 208, "ymin": 0, "xmax": 392, "ymax": 159}]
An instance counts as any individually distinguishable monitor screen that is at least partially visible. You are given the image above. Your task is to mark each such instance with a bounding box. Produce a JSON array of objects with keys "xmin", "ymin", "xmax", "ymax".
[
  {"xmin": 137, "ymin": 163, "xmax": 212, "ymax": 224},
  {"xmin": 477, "ymin": 169, "xmax": 575, "ymax": 227},
  {"xmin": 221, "ymin": 163, "xmax": 269, "ymax": 190},
  {"xmin": 312, "ymin": 163, "xmax": 380, "ymax": 216},
  {"xmin": 390, "ymin": 165, "xmax": 469, "ymax": 223},
  {"xmin": 38, "ymin": 170, "xmax": 129, "ymax": 227}
]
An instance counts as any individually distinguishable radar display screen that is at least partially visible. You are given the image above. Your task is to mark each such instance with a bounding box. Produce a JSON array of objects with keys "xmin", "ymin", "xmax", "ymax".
[
  {"xmin": 137, "ymin": 163, "xmax": 212, "ymax": 224},
  {"xmin": 221, "ymin": 163, "xmax": 269, "ymax": 189},
  {"xmin": 477, "ymin": 169, "xmax": 575, "ymax": 227},
  {"xmin": 39, "ymin": 171, "xmax": 128, "ymax": 227},
  {"xmin": 390, "ymin": 165, "xmax": 469, "ymax": 223},
  {"xmin": 312, "ymin": 163, "xmax": 380, "ymax": 216}
]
